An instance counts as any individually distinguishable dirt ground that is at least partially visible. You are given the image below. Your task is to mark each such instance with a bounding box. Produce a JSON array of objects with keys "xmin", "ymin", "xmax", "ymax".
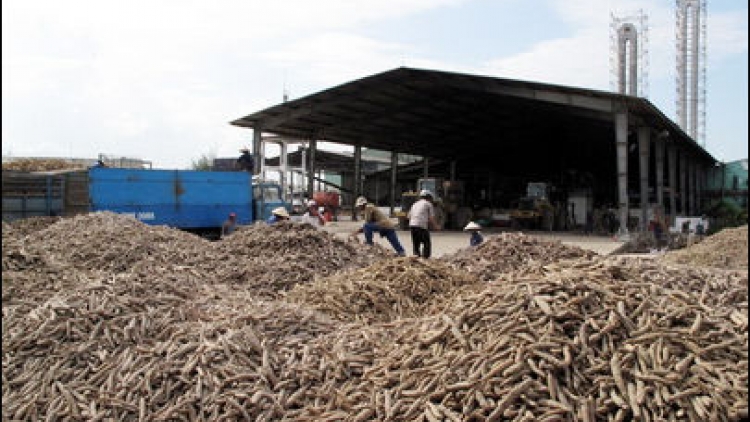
[{"xmin": 321, "ymin": 220, "xmax": 625, "ymax": 258}]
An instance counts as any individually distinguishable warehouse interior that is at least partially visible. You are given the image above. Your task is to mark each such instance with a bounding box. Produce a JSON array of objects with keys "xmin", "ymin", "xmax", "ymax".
[{"xmin": 232, "ymin": 67, "xmax": 716, "ymax": 233}]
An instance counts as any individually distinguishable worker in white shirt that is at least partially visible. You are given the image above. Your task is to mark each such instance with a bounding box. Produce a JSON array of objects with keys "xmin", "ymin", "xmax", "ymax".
[{"xmin": 407, "ymin": 189, "xmax": 439, "ymax": 258}]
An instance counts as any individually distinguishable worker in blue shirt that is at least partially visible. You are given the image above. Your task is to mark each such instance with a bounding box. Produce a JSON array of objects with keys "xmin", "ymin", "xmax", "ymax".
[
  {"xmin": 266, "ymin": 207, "xmax": 290, "ymax": 225},
  {"xmin": 464, "ymin": 221, "xmax": 484, "ymax": 247}
]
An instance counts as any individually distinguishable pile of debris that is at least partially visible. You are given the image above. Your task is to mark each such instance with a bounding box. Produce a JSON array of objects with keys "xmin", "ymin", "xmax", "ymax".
[
  {"xmin": 441, "ymin": 232, "xmax": 597, "ymax": 281},
  {"xmin": 211, "ymin": 221, "xmax": 393, "ymax": 298},
  {"xmin": 284, "ymin": 257, "xmax": 480, "ymax": 323},
  {"xmin": 2, "ymin": 272, "xmax": 341, "ymax": 421},
  {"xmin": 217, "ymin": 221, "xmax": 392, "ymax": 268},
  {"xmin": 661, "ymin": 225, "xmax": 748, "ymax": 270},
  {"xmin": 2, "ymin": 216, "xmax": 62, "ymax": 238},
  {"xmin": 20, "ymin": 212, "xmax": 209, "ymax": 275},
  {"xmin": 7, "ymin": 213, "xmax": 395, "ymax": 300},
  {"xmin": 2, "ymin": 212, "xmax": 747, "ymax": 421},
  {"xmin": 282, "ymin": 257, "xmax": 748, "ymax": 421},
  {"xmin": 2, "ymin": 217, "xmax": 87, "ymax": 311},
  {"xmin": 1, "ymin": 158, "xmax": 85, "ymax": 172}
]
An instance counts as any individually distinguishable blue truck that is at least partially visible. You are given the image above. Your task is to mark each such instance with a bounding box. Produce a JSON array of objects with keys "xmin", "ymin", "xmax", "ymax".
[{"xmin": 2, "ymin": 167, "xmax": 288, "ymax": 238}]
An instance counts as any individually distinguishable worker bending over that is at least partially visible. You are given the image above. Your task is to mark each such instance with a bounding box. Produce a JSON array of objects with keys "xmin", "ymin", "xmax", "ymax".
[{"xmin": 350, "ymin": 196, "xmax": 406, "ymax": 256}]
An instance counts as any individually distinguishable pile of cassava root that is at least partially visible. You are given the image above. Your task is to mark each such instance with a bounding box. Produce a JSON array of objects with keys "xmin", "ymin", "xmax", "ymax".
[
  {"xmin": 661, "ymin": 225, "xmax": 748, "ymax": 270},
  {"xmin": 2, "ymin": 212, "xmax": 747, "ymax": 421}
]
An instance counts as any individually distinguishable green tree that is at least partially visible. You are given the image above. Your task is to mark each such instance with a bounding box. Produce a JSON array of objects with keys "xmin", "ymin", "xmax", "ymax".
[
  {"xmin": 190, "ymin": 150, "xmax": 217, "ymax": 171},
  {"xmin": 706, "ymin": 198, "xmax": 746, "ymax": 234}
]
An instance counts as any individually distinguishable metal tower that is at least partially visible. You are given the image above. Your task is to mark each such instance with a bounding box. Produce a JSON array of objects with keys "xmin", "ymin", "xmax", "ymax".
[
  {"xmin": 610, "ymin": 9, "xmax": 650, "ymax": 97},
  {"xmin": 676, "ymin": 0, "xmax": 707, "ymax": 146}
]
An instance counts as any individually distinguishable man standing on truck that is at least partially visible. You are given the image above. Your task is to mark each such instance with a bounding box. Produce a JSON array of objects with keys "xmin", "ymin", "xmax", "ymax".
[
  {"xmin": 350, "ymin": 196, "xmax": 406, "ymax": 256},
  {"xmin": 408, "ymin": 189, "xmax": 438, "ymax": 258},
  {"xmin": 237, "ymin": 148, "xmax": 254, "ymax": 173}
]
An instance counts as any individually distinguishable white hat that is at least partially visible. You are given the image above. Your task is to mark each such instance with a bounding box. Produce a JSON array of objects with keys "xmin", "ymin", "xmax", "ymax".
[
  {"xmin": 272, "ymin": 207, "xmax": 290, "ymax": 218},
  {"xmin": 419, "ymin": 189, "xmax": 433, "ymax": 198},
  {"xmin": 355, "ymin": 196, "xmax": 368, "ymax": 207},
  {"xmin": 464, "ymin": 221, "xmax": 481, "ymax": 231},
  {"xmin": 307, "ymin": 199, "xmax": 317, "ymax": 207}
]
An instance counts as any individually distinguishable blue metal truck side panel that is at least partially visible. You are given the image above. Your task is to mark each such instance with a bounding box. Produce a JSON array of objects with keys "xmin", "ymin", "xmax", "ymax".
[{"xmin": 88, "ymin": 168, "xmax": 253, "ymax": 228}]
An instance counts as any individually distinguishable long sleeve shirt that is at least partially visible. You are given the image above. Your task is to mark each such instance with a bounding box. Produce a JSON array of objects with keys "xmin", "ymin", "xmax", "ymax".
[{"xmin": 363, "ymin": 204, "xmax": 395, "ymax": 229}]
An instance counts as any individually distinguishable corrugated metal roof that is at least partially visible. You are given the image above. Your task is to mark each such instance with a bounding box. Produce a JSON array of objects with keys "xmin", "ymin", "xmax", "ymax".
[{"xmin": 231, "ymin": 66, "xmax": 714, "ymax": 164}]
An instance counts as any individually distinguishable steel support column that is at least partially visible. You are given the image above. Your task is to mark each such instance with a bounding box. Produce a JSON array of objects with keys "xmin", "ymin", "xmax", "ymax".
[
  {"xmin": 638, "ymin": 127, "xmax": 651, "ymax": 231},
  {"xmin": 279, "ymin": 141, "xmax": 287, "ymax": 201},
  {"xmin": 615, "ymin": 111, "xmax": 629, "ymax": 237},
  {"xmin": 390, "ymin": 151, "xmax": 398, "ymax": 217},
  {"xmin": 252, "ymin": 126, "xmax": 263, "ymax": 176},
  {"xmin": 307, "ymin": 139, "xmax": 317, "ymax": 197},
  {"xmin": 449, "ymin": 161, "xmax": 457, "ymax": 182},
  {"xmin": 679, "ymin": 152, "xmax": 687, "ymax": 215},
  {"xmin": 686, "ymin": 157, "xmax": 695, "ymax": 215},
  {"xmin": 654, "ymin": 137, "xmax": 665, "ymax": 208},
  {"xmin": 667, "ymin": 144, "xmax": 678, "ymax": 223},
  {"xmin": 686, "ymin": 158, "xmax": 692, "ymax": 215},
  {"xmin": 353, "ymin": 145, "xmax": 362, "ymax": 221},
  {"xmin": 690, "ymin": 160, "xmax": 698, "ymax": 215},
  {"xmin": 423, "ymin": 157, "xmax": 429, "ymax": 178},
  {"xmin": 696, "ymin": 163, "xmax": 703, "ymax": 214}
]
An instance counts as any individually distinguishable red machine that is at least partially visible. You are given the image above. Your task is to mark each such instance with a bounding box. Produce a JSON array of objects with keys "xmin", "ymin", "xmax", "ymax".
[{"xmin": 312, "ymin": 191, "xmax": 340, "ymax": 221}]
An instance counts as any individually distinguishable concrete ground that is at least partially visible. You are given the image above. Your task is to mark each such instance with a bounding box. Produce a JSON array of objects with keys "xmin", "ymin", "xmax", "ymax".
[{"xmin": 320, "ymin": 219, "xmax": 625, "ymax": 258}]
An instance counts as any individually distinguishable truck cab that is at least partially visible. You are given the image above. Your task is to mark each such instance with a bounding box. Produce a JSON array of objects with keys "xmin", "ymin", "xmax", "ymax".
[{"xmin": 252, "ymin": 181, "xmax": 289, "ymax": 222}]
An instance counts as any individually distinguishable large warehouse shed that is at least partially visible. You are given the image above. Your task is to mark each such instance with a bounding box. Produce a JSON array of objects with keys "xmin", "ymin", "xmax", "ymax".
[{"xmin": 231, "ymin": 67, "xmax": 716, "ymax": 234}]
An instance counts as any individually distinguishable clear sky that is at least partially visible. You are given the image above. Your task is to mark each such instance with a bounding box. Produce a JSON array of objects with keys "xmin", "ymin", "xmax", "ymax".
[{"xmin": 3, "ymin": 0, "xmax": 747, "ymax": 169}]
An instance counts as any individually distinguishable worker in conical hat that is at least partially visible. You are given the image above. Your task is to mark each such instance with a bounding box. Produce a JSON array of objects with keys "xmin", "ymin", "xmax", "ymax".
[
  {"xmin": 463, "ymin": 221, "xmax": 484, "ymax": 247},
  {"xmin": 266, "ymin": 206, "xmax": 290, "ymax": 225}
]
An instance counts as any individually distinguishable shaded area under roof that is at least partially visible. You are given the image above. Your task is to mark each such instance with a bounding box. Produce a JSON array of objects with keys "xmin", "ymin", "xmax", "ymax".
[{"xmin": 263, "ymin": 148, "xmax": 383, "ymax": 174}]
